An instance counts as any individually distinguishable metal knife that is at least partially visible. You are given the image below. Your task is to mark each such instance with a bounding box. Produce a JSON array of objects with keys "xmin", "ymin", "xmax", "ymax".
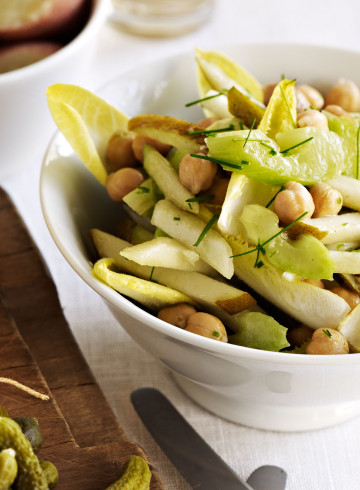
[{"xmin": 131, "ymin": 387, "xmax": 286, "ymax": 490}]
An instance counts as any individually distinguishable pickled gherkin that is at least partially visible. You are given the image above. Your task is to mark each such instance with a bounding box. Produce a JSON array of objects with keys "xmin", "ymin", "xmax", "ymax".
[
  {"xmin": 0, "ymin": 448, "xmax": 17, "ymax": 490},
  {"xmin": 0, "ymin": 417, "xmax": 48, "ymax": 489},
  {"xmin": 105, "ymin": 455, "xmax": 151, "ymax": 489}
]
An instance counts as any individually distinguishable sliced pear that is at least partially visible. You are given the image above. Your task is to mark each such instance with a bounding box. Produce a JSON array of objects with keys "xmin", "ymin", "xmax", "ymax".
[
  {"xmin": 285, "ymin": 221, "xmax": 328, "ymax": 241},
  {"xmin": 327, "ymin": 176, "xmax": 360, "ymax": 211},
  {"xmin": 338, "ymin": 304, "xmax": 360, "ymax": 352},
  {"xmin": 303, "ymin": 213, "xmax": 360, "ymax": 245},
  {"xmin": 93, "ymin": 258, "xmax": 192, "ymax": 310},
  {"xmin": 195, "ymin": 48, "xmax": 263, "ymax": 102},
  {"xmin": 46, "ymin": 84, "xmax": 129, "ymax": 185},
  {"xmin": 143, "ymin": 145, "xmax": 199, "ymax": 214},
  {"xmin": 229, "ymin": 236, "xmax": 350, "ymax": 329},
  {"xmin": 128, "ymin": 114, "xmax": 205, "ymax": 152},
  {"xmin": 120, "ymin": 237, "xmax": 215, "ymax": 274},
  {"xmin": 258, "ymin": 79, "xmax": 297, "ymax": 139},
  {"xmin": 151, "ymin": 199, "xmax": 234, "ymax": 279},
  {"xmin": 329, "ymin": 251, "xmax": 360, "ymax": 274},
  {"xmin": 227, "ymin": 86, "xmax": 265, "ymax": 127},
  {"xmin": 90, "ymin": 230, "xmax": 255, "ymax": 322}
]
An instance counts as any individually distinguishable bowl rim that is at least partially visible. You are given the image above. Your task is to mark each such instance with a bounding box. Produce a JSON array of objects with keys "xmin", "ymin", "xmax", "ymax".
[
  {"xmin": 40, "ymin": 41, "xmax": 360, "ymax": 367},
  {"xmin": 0, "ymin": 0, "xmax": 109, "ymax": 83}
]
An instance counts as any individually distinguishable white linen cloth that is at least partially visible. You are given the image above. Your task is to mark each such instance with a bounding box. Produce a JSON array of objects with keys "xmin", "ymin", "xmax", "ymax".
[{"xmin": 3, "ymin": 1, "xmax": 360, "ymax": 488}]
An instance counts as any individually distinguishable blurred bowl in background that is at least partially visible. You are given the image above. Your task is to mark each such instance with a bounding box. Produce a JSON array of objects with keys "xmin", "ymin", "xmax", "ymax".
[{"xmin": 0, "ymin": 0, "xmax": 108, "ymax": 180}]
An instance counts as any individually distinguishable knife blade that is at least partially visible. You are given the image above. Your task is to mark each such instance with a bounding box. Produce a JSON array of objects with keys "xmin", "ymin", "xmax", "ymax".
[{"xmin": 131, "ymin": 387, "xmax": 285, "ymax": 490}]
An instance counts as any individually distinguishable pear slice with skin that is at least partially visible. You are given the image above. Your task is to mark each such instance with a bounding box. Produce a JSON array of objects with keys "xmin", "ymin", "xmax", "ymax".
[
  {"xmin": 338, "ymin": 304, "xmax": 360, "ymax": 352},
  {"xmin": 128, "ymin": 114, "xmax": 205, "ymax": 153}
]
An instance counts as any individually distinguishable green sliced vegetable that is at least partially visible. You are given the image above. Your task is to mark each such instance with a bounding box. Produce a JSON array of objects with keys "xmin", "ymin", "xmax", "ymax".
[
  {"xmin": 329, "ymin": 250, "xmax": 360, "ymax": 273},
  {"xmin": 206, "ymin": 128, "xmax": 345, "ymax": 185},
  {"xmin": 229, "ymin": 311, "xmax": 289, "ymax": 352},
  {"xmin": 123, "ymin": 178, "xmax": 161, "ymax": 217},
  {"xmin": 227, "ymin": 86, "xmax": 265, "ymax": 127}
]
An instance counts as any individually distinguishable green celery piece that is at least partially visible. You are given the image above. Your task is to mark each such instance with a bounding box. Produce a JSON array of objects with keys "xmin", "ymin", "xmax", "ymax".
[
  {"xmin": 206, "ymin": 129, "xmax": 345, "ymax": 185},
  {"xmin": 325, "ymin": 111, "xmax": 359, "ymax": 178},
  {"xmin": 167, "ymin": 148, "xmax": 188, "ymax": 172},
  {"xmin": 229, "ymin": 311, "xmax": 289, "ymax": 352},
  {"xmin": 239, "ymin": 204, "xmax": 334, "ymax": 280}
]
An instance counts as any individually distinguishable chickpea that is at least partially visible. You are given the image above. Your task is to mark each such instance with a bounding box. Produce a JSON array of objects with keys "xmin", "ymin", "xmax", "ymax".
[
  {"xmin": 179, "ymin": 153, "xmax": 217, "ymax": 195},
  {"xmin": 106, "ymin": 167, "xmax": 144, "ymax": 202},
  {"xmin": 287, "ymin": 325, "xmax": 314, "ymax": 347},
  {"xmin": 295, "ymin": 88, "xmax": 311, "ymax": 113},
  {"xmin": 105, "ymin": 132, "xmax": 137, "ymax": 173},
  {"xmin": 324, "ymin": 104, "xmax": 355, "ymax": 123},
  {"xmin": 310, "ymin": 183, "xmax": 342, "ymax": 218},
  {"xmin": 185, "ymin": 312, "xmax": 228, "ymax": 342},
  {"xmin": 201, "ymin": 177, "xmax": 230, "ymax": 206},
  {"xmin": 132, "ymin": 134, "xmax": 172, "ymax": 162},
  {"xmin": 196, "ymin": 117, "xmax": 219, "ymax": 128},
  {"xmin": 296, "ymin": 84, "xmax": 324, "ymax": 110},
  {"xmin": 306, "ymin": 328, "xmax": 349, "ymax": 355},
  {"xmin": 330, "ymin": 286, "xmax": 360, "ymax": 311},
  {"xmin": 274, "ymin": 181, "xmax": 315, "ymax": 225},
  {"xmin": 297, "ymin": 109, "xmax": 328, "ymax": 131},
  {"xmin": 158, "ymin": 303, "xmax": 197, "ymax": 329},
  {"xmin": 263, "ymin": 82, "xmax": 277, "ymax": 106},
  {"xmin": 303, "ymin": 279, "xmax": 325, "ymax": 288},
  {"xmin": 324, "ymin": 79, "xmax": 360, "ymax": 112}
]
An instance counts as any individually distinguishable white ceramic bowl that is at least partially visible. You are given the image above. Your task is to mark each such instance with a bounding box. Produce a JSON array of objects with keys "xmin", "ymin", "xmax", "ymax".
[
  {"xmin": 40, "ymin": 43, "xmax": 360, "ymax": 432},
  {"xmin": 0, "ymin": 0, "xmax": 108, "ymax": 180}
]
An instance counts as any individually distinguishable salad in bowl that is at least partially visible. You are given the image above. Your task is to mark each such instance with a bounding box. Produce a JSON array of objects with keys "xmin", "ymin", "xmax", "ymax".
[{"xmin": 45, "ymin": 47, "xmax": 360, "ymax": 357}]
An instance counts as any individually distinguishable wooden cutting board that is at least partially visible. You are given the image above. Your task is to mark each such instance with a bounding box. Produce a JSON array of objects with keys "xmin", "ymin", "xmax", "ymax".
[{"xmin": 0, "ymin": 187, "xmax": 166, "ymax": 489}]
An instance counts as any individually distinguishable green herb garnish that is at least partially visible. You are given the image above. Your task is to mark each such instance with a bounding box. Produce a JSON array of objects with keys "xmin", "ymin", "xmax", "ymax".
[
  {"xmin": 189, "ymin": 153, "xmax": 246, "ymax": 170},
  {"xmin": 337, "ymin": 197, "xmax": 342, "ymax": 205},
  {"xmin": 265, "ymin": 185, "xmax": 285, "ymax": 208},
  {"xmin": 186, "ymin": 195, "xmax": 215, "ymax": 203},
  {"xmin": 323, "ymin": 329, "xmax": 332, "ymax": 338},
  {"xmin": 149, "ymin": 267, "xmax": 157, "ymax": 282},
  {"xmin": 230, "ymin": 211, "xmax": 308, "ymax": 267},
  {"xmin": 239, "ymin": 121, "xmax": 245, "ymax": 130},
  {"xmin": 280, "ymin": 137, "xmax": 314, "ymax": 154},
  {"xmin": 185, "ymin": 91, "xmax": 226, "ymax": 107},
  {"xmin": 212, "ymin": 331, "xmax": 220, "ymax": 338},
  {"xmin": 243, "ymin": 119, "xmax": 256, "ymax": 148},
  {"xmin": 188, "ymin": 124, "xmax": 235, "ymax": 135},
  {"xmin": 193, "ymin": 214, "xmax": 219, "ymax": 247},
  {"xmin": 136, "ymin": 186, "xmax": 150, "ymax": 194},
  {"xmin": 173, "ymin": 217, "xmax": 180, "ymax": 221}
]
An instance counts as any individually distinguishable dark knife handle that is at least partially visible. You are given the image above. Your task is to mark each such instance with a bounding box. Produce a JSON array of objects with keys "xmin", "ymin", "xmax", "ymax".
[{"xmin": 131, "ymin": 387, "xmax": 254, "ymax": 490}]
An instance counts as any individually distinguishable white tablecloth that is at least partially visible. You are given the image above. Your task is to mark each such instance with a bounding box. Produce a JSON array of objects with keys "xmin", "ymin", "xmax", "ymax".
[{"xmin": 3, "ymin": 1, "xmax": 360, "ymax": 488}]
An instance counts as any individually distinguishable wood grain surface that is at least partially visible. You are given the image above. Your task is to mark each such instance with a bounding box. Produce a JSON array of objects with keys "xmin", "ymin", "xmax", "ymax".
[{"xmin": 0, "ymin": 188, "xmax": 166, "ymax": 489}]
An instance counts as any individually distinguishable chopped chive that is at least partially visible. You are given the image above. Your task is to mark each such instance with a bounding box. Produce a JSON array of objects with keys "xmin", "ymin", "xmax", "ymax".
[
  {"xmin": 193, "ymin": 214, "xmax": 219, "ymax": 247},
  {"xmin": 356, "ymin": 125, "xmax": 360, "ymax": 179},
  {"xmin": 280, "ymin": 136, "xmax": 313, "ymax": 154},
  {"xmin": 337, "ymin": 197, "xmax": 342, "ymax": 205},
  {"xmin": 255, "ymin": 261, "xmax": 264, "ymax": 268},
  {"xmin": 188, "ymin": 201, "xmax": 193, "ymax": 210},
  {"xmin": 189, "ymin": 153, "xmax": 245, "ymax": 170},
  {"xmin": 280, "ymin": 83, "xmax": 297, "ymax": 128},
  {"xmin": 149, "ymin": 267, "xmax": 156, "ymax": 282},
  {"xmin": 188, "ymin": 124, "xmax": 235, "ymax": 135},
  {"xmin": 281, "ymin": 73, "xmax": 286, "ymax": 80},
  {"xmin": 336, "ymin": 243, "xmax": 344, "ymax": 251},
  {"xmin": 323, "ymin": 329, "xmax": 332, "ymax": 338},
  {"xmin": 230, "ymin": 211, "xmax": 308, "ymax": 259},
  {"xmin": 243, "ymin": 119, "xmax": 256, "ymax": 148},
  {"xmin": 186, "ymin": 195, "xmax": 215, "ymax": 203},
  {"xmin": 265, "ymin": 185, "xmax": 285, "ymax": 208},
  {"xmin": 239, "ymin": 121, "xmax": 245, "ymax": 130},
  {"xmin": 185, "ymin": 91, "xmax": 225, "ymax": 107},
  {"xmin": 212, "ymin": 331, "xmax": 220, "ymax": 338},
  {"xmin": 136, "ymin": 186, "xmax": 150, "ymax": 194},
  {"xmin": 173, "ymin": 217, "xmax": 180, "ymax": 221},
  {"xmin": 285, "ymin": 78, "xmax": 297, "ymax": 86},
  {"xmin": 342, "ymin": 222, "xmax": 348, "ymax": 227}
]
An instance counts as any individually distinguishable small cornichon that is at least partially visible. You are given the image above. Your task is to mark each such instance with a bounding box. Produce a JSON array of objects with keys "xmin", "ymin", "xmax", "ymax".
[{"xmin": 105, "ymin": 455, "xmax": 152, "ymax": 490}]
